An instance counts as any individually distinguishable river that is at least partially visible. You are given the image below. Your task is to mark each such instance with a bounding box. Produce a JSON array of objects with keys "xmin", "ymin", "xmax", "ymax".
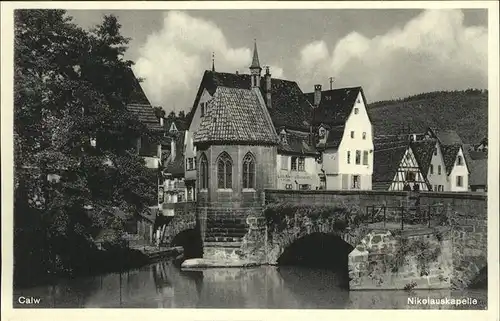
[{"xmin": 13, "ymin": 261, "xmax": 487, "ymax": 309}]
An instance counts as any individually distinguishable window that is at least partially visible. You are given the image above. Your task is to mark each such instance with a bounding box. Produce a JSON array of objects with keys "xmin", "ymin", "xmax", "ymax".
[
  {"xmin": 319, "ymin": 128, "xmax": 326, "ymax": 138},
  {"xmin": 350, "ymin": 131, "xmax": 355, "ymax": 139},
  {"xmin": 434, "ymin": 147, "xmax": 438, "ymax": 156},
  {"xmin": 354, "ymin": 108, "xmax": 359, "ymax": 114},
  {"xmin": 281, "ymin": 155, "xmax": 288, "ymax": 170},
  {"xmin": 352, "ymin": 175, "xmax": 360, "ymax": 189},
  {"xmin": 298, "ymin": 157, "xmax": 305, "ymax": 171},
  {"xmin": 200, "ymin": 102, "xmax": 205, "ymax": 117},
  {"xmin": 355, "ymin": 150, "xmax": 361, "ymax": 165},
  {"xmin": 299, "ymin": 184, "xmax": 311, "ymax": 190},
  {"xmin": 406, "ymin": 171, "xmax": 416, "ymax": 182},
  {"xmin": 285, "ymin": 184, "xmax": 293, "ymax": 190},
  {"xmin": 363, "ymin": 151, "xmax": 368, "ymax": 165},
  {"xmin": 187, "ymin": 187, "xmax": 193, "ymax": 201},
  {"xmin": 456, "ymin": 176, "xmax": 463, "ymax": 187},
  {"xmin": 430, "ymin": 164, "xmax": 434, "ymax": 174},
  {"xmin": 199, "ymin": 153, "xmax": 209, "ymax": 189},
  {"xmin": 439, "ymin": 185, "xmax": 444, "ymax": 191},
  {"xmin": 438, "ymin": 165, "xmax": 442, "ymax": 175},
  {"xmin": 347, "ymin": 151, "xmax": 351, "ymax": 164},
  {"xmin": 177, "ymin": 192, "xmax": 184, "ymax": 203},
  {"xmin": 362, "ymin": 132, "xmax": 366, "ymax": 140},
  {"xmin": 186, "ymin": 158, "xmax": 194, "ymax": 171},
  {"xmin": 457, "ymin": 156, "xmax": 463, "ymax": 165},
  {"xmin": 242, "ymin": 153, "xmax": 256, "ymax": 189},
  {"xmin": 217, "ymin": 152, "xmax": 232, "ymax": 189},
  {"xmin": 291, "ymin": 156, "xmax": 298, "ymax": 171}
]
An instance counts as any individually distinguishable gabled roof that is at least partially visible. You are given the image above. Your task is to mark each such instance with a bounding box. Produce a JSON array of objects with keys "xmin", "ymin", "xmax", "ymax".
[
  {"xmin": 164, "ymin": 133, "xmax": 185, "ymax": 177},
  {"xmin": 125, "ymin": 69, "xmax": 164, "ymax": 132},
  {"xmin": 304, "ymin": 86, "xmax": 367, "ymax": 127},
  {"xmin": 194, "ymin": 86, "xmax": 279, "ymax": 145},
  {"xmin": 410, "ymin": 140, "xmax": 436, "ymax": 176},
  {"xmin": 427, "ymin": 127, "xmax": 463, "ymax": 146},
  {"xmin": 469, "ymin": 158, "xmax": 487, "ymax": 187},
  {"xmin": 441, "ymin": 144, "xmax": 462, "ymax": 175},
  {"xmin": 372, "ymin": 144, "xmax": 409, "ymax": 190},
  {"xmin": 190, "ymin": 70, "xmax": 313, "ymax": 131},
  {"xmin": 279, "ymin": 129, "xmax": 317, "ymax": 156}
]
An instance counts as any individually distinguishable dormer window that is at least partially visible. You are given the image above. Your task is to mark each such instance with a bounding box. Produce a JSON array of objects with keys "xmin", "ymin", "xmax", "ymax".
[
  {"xmin": 319, "ymin": 127, "xmax": 326, "ymax": 138},
  {"xmin": 280, "ymin": 129, "xmax": 287, "ymax": 144},
  {"xmin": 354, "ymin": 108, "xmax": 359, "ymax": 114}
]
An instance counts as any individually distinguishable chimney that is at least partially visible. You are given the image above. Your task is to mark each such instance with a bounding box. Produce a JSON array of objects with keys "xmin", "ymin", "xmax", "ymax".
[
  {"xmin": 265, "ymin": 66, "xmax": 272, "ymax": 108},
  {"xmin": 235, "ymin": 70, "xmax": 239, "ymax": 75},
  {"xmin": 314, "ymin": 84, "xmax": 322, "ymax": 107},
  {"xmin": 159, "ymin": 117, "xmax": 164, "ymax": 127}
]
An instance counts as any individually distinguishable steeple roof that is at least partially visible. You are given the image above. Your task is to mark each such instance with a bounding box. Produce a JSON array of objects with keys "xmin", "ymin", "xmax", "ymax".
[{"xmin": 250, "ymin": 40, "xmax": 261, "ymax": 69}]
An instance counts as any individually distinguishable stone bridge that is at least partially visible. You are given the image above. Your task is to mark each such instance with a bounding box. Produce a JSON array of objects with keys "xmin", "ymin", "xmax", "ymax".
[{"xmin": 160, "ymin": 190, "xmax": 487, "ymax": 290}]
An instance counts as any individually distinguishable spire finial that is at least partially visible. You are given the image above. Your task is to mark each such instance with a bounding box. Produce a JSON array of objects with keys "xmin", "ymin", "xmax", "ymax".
[
  {"xmin": 250, "ymin": 39, "xmax": 261, "ymax": 69},
  {"xmin": 211, "ymin": 52, "xmax": 215, "ymax": 72}
]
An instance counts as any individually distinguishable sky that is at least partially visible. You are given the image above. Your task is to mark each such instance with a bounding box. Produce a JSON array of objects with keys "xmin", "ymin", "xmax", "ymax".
[{"xmin": 67, "ymin": 9, "xmax": 488, "ymax": 113}]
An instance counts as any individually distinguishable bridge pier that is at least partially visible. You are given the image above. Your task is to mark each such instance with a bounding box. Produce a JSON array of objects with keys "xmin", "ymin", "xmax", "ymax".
[{"xmin": 348, "ymin": 227, "xmax": 453, "ymax": 290}]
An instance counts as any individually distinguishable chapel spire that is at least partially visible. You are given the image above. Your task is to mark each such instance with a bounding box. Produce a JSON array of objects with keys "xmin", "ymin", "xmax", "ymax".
[
  {"xmin": 249, "ymin": 39, "xmax": 262, "ymax": 88},
  {"xmin": 211, "ymin": 52, "xmax": 215, "ymax": 72},
  {"xmin": 250, "ymin": 39, "xmax": 261, "ymax": 69}
]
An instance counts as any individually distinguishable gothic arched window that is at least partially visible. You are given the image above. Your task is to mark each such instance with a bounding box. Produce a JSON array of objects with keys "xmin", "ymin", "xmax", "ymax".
[
  {"xmin": 217, "ymin": 152, "xmax": 232, "ymax": 189},
  {"xmin": 199, "ymin": 153, "xmax": 209, "ymax": 189},
  {"xmin": 242, "ymin": 153, "xmax": 256, "ymax": 189}
]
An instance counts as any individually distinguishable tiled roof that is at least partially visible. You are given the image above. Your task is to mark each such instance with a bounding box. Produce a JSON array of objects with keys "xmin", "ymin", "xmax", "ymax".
[
  {"xmin": 194, "ymin": 86, "xmax": 279, "ymax": 145},
  {"xmin": 164, "ymin": 133, "xmax": 185, "ymax": 177},
  {"xmin": 323, "ymin": 125, "xmax": 346, "ymax": 149},
  {"xmin": 428, "ymin": 128, "xmax": 463, "ymax": 146},
  {"xmin": 191, "ymin": 70, "xmax": 313, "ymax": 131},
  {"xmin": 304, "ymin": 87, "xmax": 366, "ymax": 127},
  {"xmin": 126, "ymin": 104, "xmax": 164, "ymax": 132},
  {"xmin": 441, "ymin": 144, "xmax": 461, "ymax": 175},
  {"xmin": 127, "ymin": 68, "xmax": 151, "ymax": 105},
  {"xmin": 279, "ymin": 129, "xmax": 317, "ymax": 156},
  {"xmin": 469, "ymin": 158, "xmax": 487, "ymax": 187},
  {"xmin": 125, "ymin": 69, "xmax": 164, "ymax": 132},
  {"xmin": 468, "ymin": 150, "xmax": 488, "ymax": 160},
  {"xmin": 372, "ymin": 144, "xmax": 409, "ymax": 189},
  {"xmin": 410, "ymin": 140, "xmax": 436, "ymax": 176}
]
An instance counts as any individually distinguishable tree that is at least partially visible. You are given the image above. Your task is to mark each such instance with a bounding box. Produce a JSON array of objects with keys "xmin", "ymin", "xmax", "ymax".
[{"xmin": 14, "ymin": 10, "xmax": 159, "ymax": 279}]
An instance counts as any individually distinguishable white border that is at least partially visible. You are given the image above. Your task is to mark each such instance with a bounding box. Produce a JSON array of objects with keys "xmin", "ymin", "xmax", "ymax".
[{"xmin": 1, "ymin": 2, "xmax": 498, "ymax": 321}]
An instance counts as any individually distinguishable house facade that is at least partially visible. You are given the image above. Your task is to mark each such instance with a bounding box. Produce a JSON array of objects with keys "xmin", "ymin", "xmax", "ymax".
[
  {"xmin": 373, "ymin": 140, "xmax": 430, "ymax": 191},
  {"xmin": 306, "ymin": 86, "xmax": 374, "ymax": 190},
  {"xmin": 277, "ymin": 129, "xmax": 320, "ymax": 190},
  {"xmin": 409, "ymin": 128, "xmax": 470, "ymax": 192}
]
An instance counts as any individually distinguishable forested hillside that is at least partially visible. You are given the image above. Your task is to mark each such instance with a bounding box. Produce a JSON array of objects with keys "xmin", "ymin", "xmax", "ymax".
[{"xmin": 367, "ymin": 89, "xmax": 488, "ymax": 144}]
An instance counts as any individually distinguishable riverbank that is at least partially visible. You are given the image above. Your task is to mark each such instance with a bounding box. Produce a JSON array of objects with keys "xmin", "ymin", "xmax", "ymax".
[{"xmin": 14, "ymin": 245, "xmax": 183, "ymax": 289}]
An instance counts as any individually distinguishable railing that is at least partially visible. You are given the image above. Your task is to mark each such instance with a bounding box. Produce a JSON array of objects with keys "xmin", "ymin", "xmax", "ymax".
[
  {"xmin": 164, "ymin": 181, "xmax": 186, "ymax": 190},
  {"xmin": 364, "ymin": 204, "xmax": 451, "ymax": 230}
]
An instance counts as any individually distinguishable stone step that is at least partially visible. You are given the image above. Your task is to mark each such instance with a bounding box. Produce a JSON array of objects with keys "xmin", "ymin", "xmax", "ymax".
[
  {"xmin": 204, "ymin": 241, "xmax": 243, "ymax": 248},
  {"xmin": 205, "ymin": 233, "xmax": 246, "ymax": 240},
  {"xmin": 204, "ymin": 236, "xmax": 244, "ymax": 243},
  {"xmin": 206, "ymin": 218, "xmax": 247, "ymax": 225},
  {"xmin": 206, "ymin": 227, "xmax": 248, "ymax": 234}
]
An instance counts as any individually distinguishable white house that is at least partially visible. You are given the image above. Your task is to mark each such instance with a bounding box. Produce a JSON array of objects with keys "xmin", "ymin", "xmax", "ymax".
[
  {"xmin": 305, "ymin": 86, "xmax": 374, "ymax": 190},
  {"xmin": 412, "ymin": 128, "xmax": 469, "ymax": 192}
]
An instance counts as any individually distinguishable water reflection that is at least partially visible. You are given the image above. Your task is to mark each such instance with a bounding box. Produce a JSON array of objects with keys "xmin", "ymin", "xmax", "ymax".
[{"xmin": 13, "ymin": 261, "xmax": 487, "ymax": 309}]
